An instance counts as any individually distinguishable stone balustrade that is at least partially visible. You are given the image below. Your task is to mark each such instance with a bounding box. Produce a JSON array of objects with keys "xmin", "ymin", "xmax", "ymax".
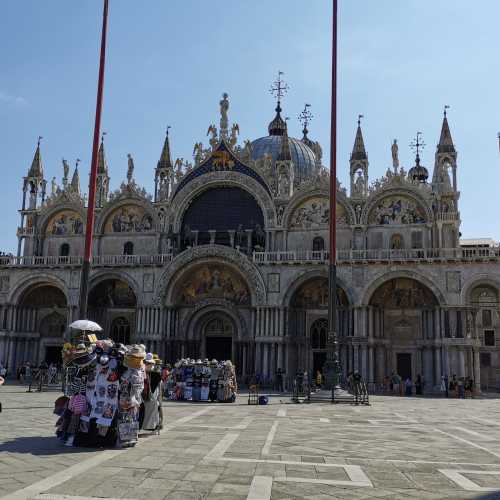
[
  {"xmin": 253, "ymin": 247, "xmax": 500, "ymax": 264},
  {"xmin": 0, "ymin": 253, "xmax": 173, "ymax": 268},
  {"xmin": 1, "ymin": 246, "xmax": 499, "ymax": 268}
]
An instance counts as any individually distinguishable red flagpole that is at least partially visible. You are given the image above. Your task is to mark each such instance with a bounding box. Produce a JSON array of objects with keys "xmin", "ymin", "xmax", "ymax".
[
  {"xmin": 325, "ymin": 0, "xmax": 340, "ymax": 392},
  {"xmin": 79, "ymin": 0, "xmax": 109, "ymax": 319}
]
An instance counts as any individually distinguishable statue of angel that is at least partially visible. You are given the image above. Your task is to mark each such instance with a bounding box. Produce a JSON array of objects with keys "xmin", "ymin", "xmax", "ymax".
[
  {"xmin": 230, "ymin": 123, "xmax": 240, "ymax": 147},
  {"xmin": 193, "ymin": 142, "xmax": 204, "ymax": 165},
  {"xmin": 62, "ymin": 159, "xmax": 70, "ymax": 185},
  {"xmin": 51, "ymin": 176, "xmax": 57, "ymax": 196},
  {"xmin": 207, "ymin": 124, "xmax": 218, "ymax": 149},
  {"xmin": 127, "ymin": 154, "xmax": 135, "ymax": 183}
]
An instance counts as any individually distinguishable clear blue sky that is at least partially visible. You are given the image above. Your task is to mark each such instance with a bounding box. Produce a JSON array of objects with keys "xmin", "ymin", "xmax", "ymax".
[{"xmin": 1, "ymin": 0, "xmax": 499, "ymax": 252}]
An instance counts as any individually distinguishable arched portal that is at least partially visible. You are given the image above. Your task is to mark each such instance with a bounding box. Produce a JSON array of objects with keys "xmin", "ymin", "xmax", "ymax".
[
  {"xmin": 288, "ymin": 277, "xmax": 349, "ymax": 377},
  {"xmin": 88, "ymin": 279, "xmax": 136, "ymax": 340},
  {"xmin": 17, "ymin": 284, "xmax": 68, "ymax": 366},
  {"xmin": 370, "ymin": 277, "xmax": 438, "ymax": 381},
  {"xmin": 201, "ymin": 313, "xmax": 235, "ymax": 362}
]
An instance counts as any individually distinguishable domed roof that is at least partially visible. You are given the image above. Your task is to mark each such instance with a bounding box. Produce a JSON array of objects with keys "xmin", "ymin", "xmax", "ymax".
[
  {"xmin": 408, "ymin": 154, "xmax": 429, "ymax": 183},
  {"xmin": 251, "ymin": 135, "xmax": 317, "ymax": 183}
]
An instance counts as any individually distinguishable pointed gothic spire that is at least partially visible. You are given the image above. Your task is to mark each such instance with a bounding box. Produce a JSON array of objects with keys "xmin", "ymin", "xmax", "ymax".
[
  {"xmin": 157, "ymin": 127, "xmax": 173, "ymax": 170},
  {"xmin": 28, "ymin": 136, "xmax": 44, "ymax": 178},
  {"xmin": 350, "ymin": 115, "xmax": 367, "ymax": 161},
  {"xmin": 437, "ymin": 105, "xmax": 456, "ymax": 154},
  {"xmin": 71, "ymin": 159, "xmax": 81, "ymax": 194},
  {"xmin": 98, "ymin": 133, "xmax": 108, "ymax": 174}
]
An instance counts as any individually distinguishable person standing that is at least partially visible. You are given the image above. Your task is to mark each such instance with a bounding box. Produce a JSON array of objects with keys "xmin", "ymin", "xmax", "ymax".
[
  {"xmin": 405, "ymin": 377, "xmax": 413, "ymax": 396},
  {"xmin": 315, "ymin": 370, "xmax": 323, "ymax": 390},
  {"xmin": 415, "ymin": 374, "xmax": 423, "ymax": 395},
  {"xmin": 276, "ymin": 368, "xmax": 284, "ymax": 393}
]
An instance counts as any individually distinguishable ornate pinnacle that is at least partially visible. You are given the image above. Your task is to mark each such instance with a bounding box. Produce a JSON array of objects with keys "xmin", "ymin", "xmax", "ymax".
[{"xmin": 299, "ymin": 103, "xmax": 313, "ymax": 138}]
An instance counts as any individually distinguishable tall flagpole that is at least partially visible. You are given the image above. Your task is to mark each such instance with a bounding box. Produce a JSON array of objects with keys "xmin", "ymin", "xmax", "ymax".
[
  {"xmin": 324, "ymin": 0, "xmax": 341, "ymax": 393},
  {"xmin": 78, "ymin": 0, "xmax": 109, "ymax": 319}
]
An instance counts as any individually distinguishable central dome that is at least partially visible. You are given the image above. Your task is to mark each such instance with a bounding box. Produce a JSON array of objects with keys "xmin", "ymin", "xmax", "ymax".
[{"xmin": 250, "ymin": 135, "xmax": 317, "ymax": 183}]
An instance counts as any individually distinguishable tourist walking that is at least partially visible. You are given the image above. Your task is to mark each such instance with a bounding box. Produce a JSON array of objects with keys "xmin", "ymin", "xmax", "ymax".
[
  {"xmin": 440, "ymin": 375, "xmax": 448, "ymax": 397},
  {"xmin": 276, "ymin": 368, "xmax": 284, "ymax": 393},
  {"xmin": 415, "ymin": 374, "xmax": 423, "ymax": 395},
  {"xmin": 315, "ymin": 369, "xmax": 323, "ymax": 390},
  {"xmin": 449, "ymin": 374, "xmax": 458, "ymax": 398},
  {"xmin": 404, "ymin": 377, "xmax": 413, "ymax": 396}
]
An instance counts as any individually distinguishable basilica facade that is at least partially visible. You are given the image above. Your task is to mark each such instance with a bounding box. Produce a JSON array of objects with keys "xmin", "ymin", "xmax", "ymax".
[{"xmin": 1, "ymin": 91, "xmax": 499, "ymax": 392}]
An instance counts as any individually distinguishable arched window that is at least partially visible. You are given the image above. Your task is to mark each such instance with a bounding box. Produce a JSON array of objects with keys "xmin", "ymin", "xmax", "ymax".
[
  {"xmin": 59, "ymin": 243, "xmax": 70, "ymax": 257},
  {"xmin": 312, "ymin": 236, "xmax": 325, "ymax": 252},
  {"xmin": 123, "ymin": 241, "xmax": 134, "ymax": 255},
  {"xmin": 311, "ymin": 318, "xmax": 328, "ymax": 349},
  {"xmin": 390, "ymin": 234, "xmax": 403, "ymax": 250},
  {"xmin": 111, "ymin": 317, "xmax": 131, "ymax": 344}
]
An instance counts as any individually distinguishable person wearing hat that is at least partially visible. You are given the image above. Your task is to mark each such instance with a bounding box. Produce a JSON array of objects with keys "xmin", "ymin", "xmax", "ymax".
[{"xmin": 140, "ymin": 354, "xmax": 163, "ymax": 433}]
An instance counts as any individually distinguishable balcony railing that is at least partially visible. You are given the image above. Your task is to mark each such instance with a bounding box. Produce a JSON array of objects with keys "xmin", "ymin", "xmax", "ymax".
[
  {"xmin": 253, "ymin": 247, "xmax": 500, "ymax": 264},
  {"xmin": 1, "ymin": 247, "xmax": 499, "ymax": 268},
  {"xmin": 0, "ymin": 253, "xmax": 173, "ymax": 268}
]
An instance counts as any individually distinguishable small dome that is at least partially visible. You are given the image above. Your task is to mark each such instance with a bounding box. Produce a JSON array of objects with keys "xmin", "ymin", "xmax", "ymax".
[
  {"xmin": 408, "ymin": 164, "xmax": 429, "ymax": 183},
  {"xmin": 251, "ymin": 135, "xmax": 317, "ymax": 183}
]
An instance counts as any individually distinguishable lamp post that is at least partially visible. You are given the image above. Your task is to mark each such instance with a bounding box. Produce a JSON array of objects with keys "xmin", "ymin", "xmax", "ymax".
[{"xmin": 323, "ymin": 0, "xmax": 342, "ymax": 395}]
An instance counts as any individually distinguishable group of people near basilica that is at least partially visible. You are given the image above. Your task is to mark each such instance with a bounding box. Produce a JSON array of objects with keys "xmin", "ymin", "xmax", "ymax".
[{"xmin": 381, "ymin": 372, "xmax": 476, "ymax": 398}]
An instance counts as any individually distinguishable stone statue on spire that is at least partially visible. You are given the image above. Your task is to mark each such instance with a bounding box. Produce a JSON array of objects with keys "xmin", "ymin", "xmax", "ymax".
[
  {"xmin": 127, "ymin": 154, "xmax": 134, "ymax": 184},
  {"xmin": 391, "ymin": 139, "xmax": 399, "ymax": 171},
  {"xmin": 220, "ymin": 92, "xmax": 229, "ymax": 138},
  {"xmin": 62, "ymin": 159, "xmax": 70, "ymax": 187}
]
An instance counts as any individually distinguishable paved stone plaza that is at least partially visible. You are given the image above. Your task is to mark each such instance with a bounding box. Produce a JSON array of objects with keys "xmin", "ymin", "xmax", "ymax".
[{"xmin": 1, "ymin": 385, "xmax": 500, "ymax": 499}]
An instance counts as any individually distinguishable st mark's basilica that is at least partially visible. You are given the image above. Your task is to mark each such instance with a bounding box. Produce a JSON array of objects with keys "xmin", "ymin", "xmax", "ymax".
[{"xmin": 1, "ymin": 85, "xmax": 499, "ymax": 392}]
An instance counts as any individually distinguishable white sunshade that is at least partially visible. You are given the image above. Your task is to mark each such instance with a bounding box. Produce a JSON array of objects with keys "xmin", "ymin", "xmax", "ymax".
[{"xmin": 69, "ymin": 319, "xmax": 103, "ymax": 332}]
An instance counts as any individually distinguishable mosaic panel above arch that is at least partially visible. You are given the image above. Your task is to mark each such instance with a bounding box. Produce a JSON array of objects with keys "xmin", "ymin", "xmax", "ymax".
[
  {"xmin": 470, "ymin": 284, "xmax": 499, "ymax": 305},
  {"xmin": 291, "ymin": 278, "xmax": 349, "ymax": 309},
  {"xmin": 175, "ymin": 264, "xmax": 250, "ymax": 306},
  {"xmin": 46, "ymin": 210, "xmax": 84, "ymax": 236},
  {"xmin": 370, "ymin": 278, "xmax": 437, "ymax": 309},
  {"xmin": 289, "ymin": 197, "xmax": 348, "ymax": 229},
  {"xmin": 104, "ymin": 205, "xmax": 153, "ymax": 233},
  {"xmin": 368, "ymin": 195, "xmax": 427, "ymax": 225}
]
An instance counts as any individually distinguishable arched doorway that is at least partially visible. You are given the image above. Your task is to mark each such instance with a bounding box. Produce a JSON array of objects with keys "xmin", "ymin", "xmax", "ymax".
[
  {"xmin": 468, "ymin": 284, "xmax": 500, "ymax": 388},
  {"xmin": 370, "ymin": 277, "xmax": 438, "ymax": 381},
  {"xmin": 88, "ymin": 279, "xmax": 136, "ymax": 340},
  {"xmin": 289, "ymin": 277, "xmax": 349, "ymax": 377},
  {"xmin": 110, "ymin": 316, "xmax": 131, "ymax": 344},
  {"xmin": 310, "ymin": 318, "xmax": 328, "ymax": 375},
  {"xmin": 18, "ymin": 284, "xmax": 68, "ymax": 366},
  {"xmin": 202, "ymin": 314, "xmax": 235, "ymax": 361}
]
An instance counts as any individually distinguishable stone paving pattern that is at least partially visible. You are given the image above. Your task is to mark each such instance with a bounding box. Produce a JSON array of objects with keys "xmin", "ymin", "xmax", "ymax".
[{"xmin": 2, "ymin": 384, "xmax": 500, "ymax": 499}]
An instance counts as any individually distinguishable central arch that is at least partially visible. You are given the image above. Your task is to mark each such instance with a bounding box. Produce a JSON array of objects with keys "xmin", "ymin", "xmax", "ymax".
[
  {"xmin": 200, "ymin": 312, "xmax": 235, "ymax": 362},
  {"xmin": 369, "ymin": 277, "xmax": 439, "ymax": 382}
]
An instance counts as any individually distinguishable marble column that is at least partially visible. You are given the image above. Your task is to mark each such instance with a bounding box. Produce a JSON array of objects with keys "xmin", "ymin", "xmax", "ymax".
[
  {"xmin": 423, "ymin": 348, "xmax": 433, "ymax": 390},
  {"xmin": 434, "ymin": 347, "xmax": 442, "ymax": 386},
  {"xmin": 376, "ymin": 345, "xmax": 385, "ymax": 383},
  {"xmin": 473, "ymin": 350, "xmax": 481, "ymax": 392},
  {"xmin": 368, "ymin": 346, "xmax": 374, "ymax": 386},
  {"xmin": 458, "ymin": 348, "xmax": 465, "ymax": 377},
  {"xmin": 353, "ymin": 344, "xmax": 359, "ymax": 372},
  {"xmin": 262, "ymin": 343, "xmax": 269, "ymax": 380},
  {"xmin": 360, "ymin": 345, "xmax": 368, "ymax": 380}
]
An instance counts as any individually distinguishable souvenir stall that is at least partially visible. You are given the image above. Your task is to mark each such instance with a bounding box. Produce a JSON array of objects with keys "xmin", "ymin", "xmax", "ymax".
[
  {"xmin": 54, "ymin": 321, "xmax": 162, "ymax": 447},
  {"xmin": 165, "ymin": 359, "xmax": 237, "ymax": 403}
]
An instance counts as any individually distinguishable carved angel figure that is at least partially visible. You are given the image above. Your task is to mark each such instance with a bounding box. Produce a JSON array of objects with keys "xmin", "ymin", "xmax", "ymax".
[
  {"xmin": 230, "ymin": 123, "xmax": 240, "ymax": 147},
  {"xmin": 207, "ymin": 124, "xmax": 218, "ymax": 149},
  {"xmin": 193, "ymin": 142, "xmax": 204, "ymax": 165},
  {"xmin": 62, "ymin": 159, "xmax": 70, "ymax": 185},
  {"xmin": 127, "ymin": 154, "xmax": 135, "ymax": 183}
]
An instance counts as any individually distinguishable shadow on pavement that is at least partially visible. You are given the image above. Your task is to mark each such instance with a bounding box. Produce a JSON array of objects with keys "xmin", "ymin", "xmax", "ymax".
[{"xmin": 0, "ymin": 435, "xmax": 97, "ymax": 455}]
